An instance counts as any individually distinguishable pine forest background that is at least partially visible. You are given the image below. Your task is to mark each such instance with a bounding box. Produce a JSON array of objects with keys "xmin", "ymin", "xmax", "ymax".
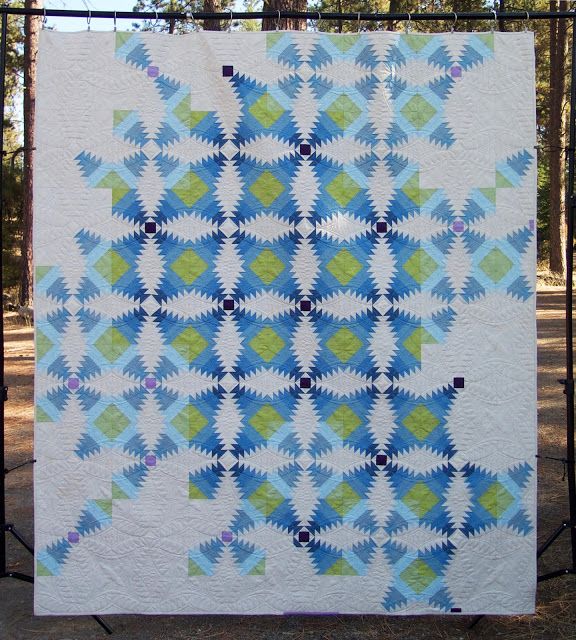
[{"xmin": 1, "ymin": 0, "xmax": 572, "ymax": 308}]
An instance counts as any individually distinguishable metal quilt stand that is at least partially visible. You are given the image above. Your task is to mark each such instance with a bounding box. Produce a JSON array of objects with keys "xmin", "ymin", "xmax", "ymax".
[{"xmin": 0, "ymin": 8, "xmax": 574, "ymax": 636}]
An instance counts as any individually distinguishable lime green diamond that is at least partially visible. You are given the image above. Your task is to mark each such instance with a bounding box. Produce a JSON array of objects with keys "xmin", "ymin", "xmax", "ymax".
[
  {"xmin": 249, "ymin": 558, "xmax": 266, "ymax": 575},
  {"xmin": 326, "ymin": 481, "xmax": 361, "ymax": 516},
  {"xmin": 170, "ymin": 248, "xmax": 208, "ymax": 285},
  {"xmin": 400, "ymin": 558, "xmax": 437, "ymax": 594},
  {"xmin": 402, "ymin": 34, "xmax": 433, "ymax": 52},
  {"xmin": 36, "ymin": 330, "xmax": 54, "ymax": 361},
  {"xmin": 94, "ymin": 404, "xmax": 130, "ymax": 440},
  {"xmin": 329, "ymin": 34, "xmax": 359, "ymax": 52},
  {"xmin": 35, "ymin": 266, "xmax": 52, "ymax": 283},
  {"xmin": 171, "ymin": 326, "xmax": 208, "ymax": 363},
  {"xmin": 403, "ymin": 327, "xmax": 437, "ymax": 362},
  {"xmin": 189, "ymin": 481, "xmax": 208, "ymax": 499},
  {"xmin": 496, "ymin": 171, "xmax": 514, "ymax": 188},
  {"xmin": 95, "ymin": 327, "xmax": 131, "ymax": 363},
  {"xmin": 327, "ymin": 404, "xmax": 362, "ymax": 439},
  {"xmin": 171, "ymin": 404, "xmax": 208, "ymax": 440},
  {"xmin": 326, "ymin": 558, "xmax": 358, "ymax": 575},
  {"xmin": 249, "ymin": 249, "xmax": 285, "ymax": 284},
  {"xmin": 326, "ymin": 249, "xmax": 362, "ymax": 285},
  {"xmin": 479, "ymin": 187, "xmax": 496, "ymax": 203},
  {"xmin": 326, "ymin": 327, "xmax": 362, "ymax": 363},
  {"xmin": 326, "ymin": 94, "xmax": 362, "ymax": 131},
  {"xmin": 249, "ymin": 480, "xmax": 284, "ymax": 516},
  {"xmin": 113, "ymin": 109, "xmax": 131, "ymax": 127},
  {"xmin": 326, "ymin": 172, "xmax": 361, "ymax": 208},
  {"xmin": 94, "ymin": 249, "xmax": 131, "ymax": 285},
  {"xmin": 478, "ymin": 481, "xmax": 514, "ymax": 518},
  {"xmin": 249, "ymin": 404, "xmax": 285, "ymax": 439},
  {"xmin": 477, "ymin": 32, "xmax": 494, "ymax": 51},
  {"xmin": 403, "ymin": 248, "xmax": 438, "ymax": 285},
  {"xmin": 479, "ymin": 248, "xmax": 513, "ymax": 283},
  {"xmin": 172, "ymin": 94, "xmax": 208, "ymax": 129},
  {"xmin": 249, "ymin": 92, "xmax": 285, "ymax": 129},
  {"xmin": 36, "ymin": 406, "xmax": 53, "ymax": 423},
  {"xmin": 249, "ymin": 170, "xmax": 285, "ymax": 208},
  {"xmin": 97, "ymin": 171, "xmax": 130, "ymax": 206},
  {"xmin": 188, "ymin": 558, "xmax": 207, "ymax": 576},
  {"xmin": 249, "ymin": 327, "xmax": 285, "ymax": 362},
  {"xmin": 402, "ymin": 405, "xmax": 440, "ymax": 441},
  {"xmin": 112, "ymin": 481, "xmax": 130, "ymax": 500},
  {"xmin": 401, "ymin": 94, "xmax": 437, "ymax": 130},
  {"xmin": 115, "ymin": 31, "xmax": 132, "ymax": 50},
  {"xmin": 402, "ymin": 481, "xmax": 440, "ymax": 518},
  {"xmin": 266, "ymin": 33, "xmax": 283, "ymax": 49},
  {"xmin": 37, "ymin": 560, "xmax": 54, "ymax": 576},
  {"xmin": 172, "ymin": 171, "xmax": 209, "ymax": 207},
  {"xmin": 401, "ymin": 173, "xmax": 437, "ymax": 207}
]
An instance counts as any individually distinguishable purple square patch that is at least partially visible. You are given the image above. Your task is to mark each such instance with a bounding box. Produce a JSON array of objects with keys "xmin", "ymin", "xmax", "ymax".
[
  {"xmin": 298, "ymin": 531, "xmax": 310, "ymax": 542},
  {"xmin": 299, "ymin": 143, "xmax": 311, "ymax": 156},
  {"xmin": 223, "ymin": 299, "xmax": 235, "ymax": 310},
  {"xmin": 376, "ymin": 221, "xmax": 387, "ymax": 233},
  {"xmin": 145, "ymin": 454, "xmax": 157, "ymax": 467},
  {"xmin": 145, "ymin": 377, "xmax": 156, "ymax": 389},
  {"xmin": 453, "ymin": 220, "xmax": 465, "ymax": 233},
  {"xmin": 376, "ymin": 454, "xmax": 387, "ymax": 466},
  {"xmin": 68, "ymin": 531, "xmax": 80, "ymax": 543},
  {"xmin": 453, "ymin": 377, "xmax": 465, "ymax": 389},
  {"xmin": 67, "ymin": 377, "xmax": 79, "ymax": 390},
  {"xmin": 147, "ymin": 66, "xmax": 159, "ymax": 78},
  {"xmin": 222, "ymin": 65, "xmax": 233, "ymax": 77},
  {"xmin": 300, "ymin": 377, "xmax": 311, "ymax": 389},
  {"xmin": 529, "ymin": 219, "xmax": 535, "ymax": 231},
  {"xmin": 451, "ymin": 66, "xmax": 462, "ymax": 78},
  {"xmin": 221, "ymin": 531, "xmax": 233, "ymax": 543},
  {"xmin": 145, "ymin": 222, "xmax": 156, "ymax": 234},
  {"xmin": 300, "ymin": 300, "xmax": 311, "ymax": 312}
]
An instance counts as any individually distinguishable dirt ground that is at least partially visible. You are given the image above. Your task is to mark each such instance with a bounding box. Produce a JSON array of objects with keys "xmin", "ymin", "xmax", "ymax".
[{"xmin": 1, "ymin": 289, "xmax": 575, "ymax": 640}]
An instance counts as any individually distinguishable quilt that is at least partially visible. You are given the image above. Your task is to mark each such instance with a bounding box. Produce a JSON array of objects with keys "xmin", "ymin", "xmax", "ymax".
[{"xmin": 33, "ymin": 29, "xmax": 537, "ymax": 615}]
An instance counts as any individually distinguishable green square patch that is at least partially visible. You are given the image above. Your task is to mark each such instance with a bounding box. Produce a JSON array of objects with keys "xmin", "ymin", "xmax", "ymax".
[
  {"xmin": 170, "ymin": 248, "xmax": 208, "ymax": 285},
  {"xmin": 249, "ymin": 327, "xmax": 285, "ymax": 362},
  {"xmin": 327, "ymin": 404, "xmax": 361, "ymax": 439},
  {"xmin": 249, "ymin": 480, "xmax": 284, "ymax": 516},
  {"xmin": 400, "ymin": 558, "xmax": 437, "ymax": 594},
  {"xmin": 94, "ymin": 404, "xmax": 130, "ymax": 440},
  {"xmin": 326, "ymin": 481, "xmax": 361, "ymax": 516},
  {"xmin": 171, "ymin": 326, "xmax": 208, "ymax": 363},
  {"xmin": 94, "ymin": 327, "xmax": 131, "ymax": 363},
  {"xmin": 249, "ymin": 404, "xmax": 285, "ymax": 439},
  {"xmin": 326, "ymin": 327, "xmax": 362, "ymax": 363},
  {"xmin": 172, "ymin": 404, "xmax": 208, "ymax": 441}
]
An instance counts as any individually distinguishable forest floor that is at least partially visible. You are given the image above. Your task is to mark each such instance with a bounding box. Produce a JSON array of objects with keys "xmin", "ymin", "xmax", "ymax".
[{"xmin": 0, "ymin": 288, "xmax": 575, "ymax": 639}]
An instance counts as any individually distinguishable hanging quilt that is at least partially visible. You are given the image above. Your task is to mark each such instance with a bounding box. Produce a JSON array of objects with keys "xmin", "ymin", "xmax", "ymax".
[{"xmin": 33, "ymin": 29, "xmax": 537, "ymax": 615}]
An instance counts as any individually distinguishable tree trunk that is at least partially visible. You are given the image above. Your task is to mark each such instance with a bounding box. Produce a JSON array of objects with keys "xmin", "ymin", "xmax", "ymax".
[
  {"xmin": 549, "ymin": 1, "xmax": 568, "ymax": 276},
  {"xmin": 262, "ymin": 0, "xmax": 307, "ymax": 32},
  {"xmin": 19, "ymin": 0, "xmax": 41, "ymax": 307},
  {"xmin": 204, "ymin": 0, "xmax": 221, "ymax": 31},
  {"xmin": 388, "ymin": 0, "xmax": 400, "ymax": 32},
  {"xmin": 498, "ymin": 0, "xmax": 507, "ymax": 32}
]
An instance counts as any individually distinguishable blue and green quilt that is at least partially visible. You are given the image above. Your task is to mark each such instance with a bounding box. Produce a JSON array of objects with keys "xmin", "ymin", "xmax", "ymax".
[{"xmin": 34, "ymin": 29, "xmax": 537, "ymax": 615}]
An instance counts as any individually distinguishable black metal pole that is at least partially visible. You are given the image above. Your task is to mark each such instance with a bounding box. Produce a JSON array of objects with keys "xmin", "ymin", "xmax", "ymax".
[
  {"xmin": 0, "ymin": 8, "xmax": 572, "ymax": 22},
  {"xmin": 565, "ymin": 14, "xmax": 576, "ymax": 573},
  {"xmin": 0, "ymin": 10, "xmax": 8, "ymax": 581}
]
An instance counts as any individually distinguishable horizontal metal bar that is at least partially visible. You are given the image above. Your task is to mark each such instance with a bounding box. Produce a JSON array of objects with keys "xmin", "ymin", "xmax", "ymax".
[
  {"xmin": 537, "ymin": 568, "xmax": 575, "ymax": 582},
  {"xmin": 0, "ymin": 9, "xmax": 575, "ymax": 22},
  {"xmin": 1, "ymin": 571, "xmax": 34, "ymax": 583}
]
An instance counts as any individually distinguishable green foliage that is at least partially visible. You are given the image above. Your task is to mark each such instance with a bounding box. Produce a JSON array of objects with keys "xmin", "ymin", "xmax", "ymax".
[
  {"xmin": 2, "ymin": 160, "xmax": 23, "ymax": 290},
  {"xmin": 2, "ymin": 5, "xmax": 25, "ymax": 292}
]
